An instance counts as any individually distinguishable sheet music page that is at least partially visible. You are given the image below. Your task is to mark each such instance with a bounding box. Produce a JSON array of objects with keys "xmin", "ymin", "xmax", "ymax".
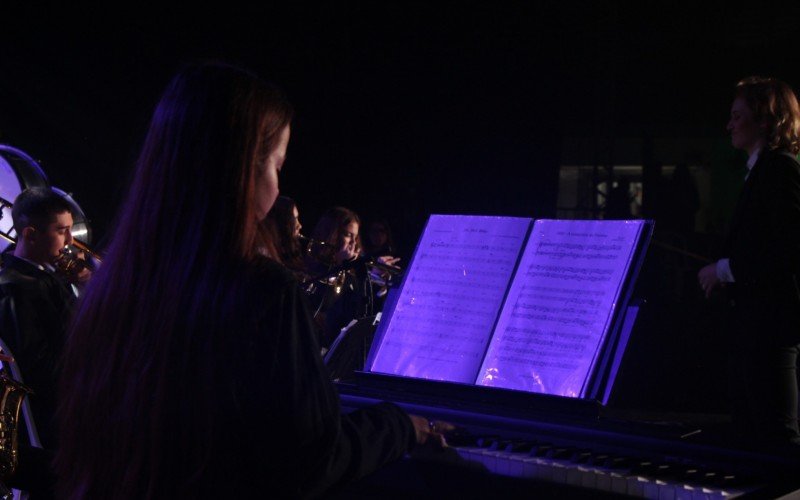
[
  {"xmin": 477, "ymin": 219, "xmax": 644, "ymax": 396},
  {"xmin": 369, "ymin": 215, "xmax": 531, "ymax": 383}
]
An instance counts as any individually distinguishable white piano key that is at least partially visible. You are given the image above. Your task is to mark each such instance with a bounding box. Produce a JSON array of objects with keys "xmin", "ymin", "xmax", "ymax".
[
  {"xmin": 526, "ymin": 456, "xmax": 557, "ymax": 482},
  {"xmin": 521, "ymin": 457, "xmax": 544, "ymax": 480},
  {"xmin": 657, "ymin": 478, "xmax": 677, "ymax": 500},
  {"xmin": 674, "ymin": 483, "xmax": 699, "ymax": 500},
  {"xmin": 610, "ymin": 472, "xmax": 629, "ymax": 495},
  {"xmin": 550, "ymin": 462, "xmax": 568, "ymax": 483},
  {"xmin": 484, "ymin": 450, "xmax": 511, "ymax": 475},
  {"xmin": 594, "ymin": 470, "xmax": 612, "ymax": 493},
  {"xmin": 565, "ymin": 466, "xmax": 583, "ymax": 487},
  {"xmin": 476, "ymin": 449, "xmax": 497, "ymax": 471},
  {"xmin": 578, "ymin": 466, "xmax": 599, "ymax": 489},
  {"xmin": 507, "ymin": 454, "xmax": 526, "ymax": 477},
  {"xmin": 627, "ymin": 475, "xmax": 649, "ymax": 497}
]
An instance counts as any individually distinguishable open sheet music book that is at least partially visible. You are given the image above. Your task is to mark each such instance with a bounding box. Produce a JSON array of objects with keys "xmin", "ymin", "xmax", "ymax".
[{"xmin": 366, "ymin": 215, "xmax": 652, "ymax": 400}]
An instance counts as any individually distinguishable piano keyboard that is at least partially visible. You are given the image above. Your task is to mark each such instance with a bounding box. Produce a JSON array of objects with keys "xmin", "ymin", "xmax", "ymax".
[
  {"xmin": 337, "ymin": 378, "xmax": 800, "ymax": 499},
  {"xmin": 452, "ymin": 438, "xmax": 754, "ymax": 499}
]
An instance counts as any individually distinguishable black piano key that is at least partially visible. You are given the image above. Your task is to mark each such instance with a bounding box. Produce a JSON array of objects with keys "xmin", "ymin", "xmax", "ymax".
[
  {"xmin": 714, "ymin": 474, "xmax": 750, "ymax": 489},
  {"xmin": 545, "ymin": 446, "xmax": 576, "ymax": 460},
  {"xmin": 440, "ymin": 428, "xmax": 481, "ymax": 447},
  {"xmin": 569, "ymin": 450, "xmax": 594, "ymax": 464},
  {"xmin": 530, "ymin": 443, "xmax": 554, "ymax": 457},
  {"xmin": 629, "ymin": 460, "xmax": 664, "ymax": 475},
  {"xmin": 475, "ymin": 436, "xmax": 500, "ymax": 448},
  {"xmin": 679, "ymin": 467, "xmax": 715, "ymax": 483},
  {"xmin": 650, "ymin": 464, "xmax": 674, "ymax": 479},
  {"xmin": 701, "ymin": 470, "xmax": 748, "ymax": 488},
  {"xmin": 500, "ymin": 440, "xmax": 534, "ymax": 453},
  {"xmin": 601, "ymin": 456, "xmax": 634, "ymax": 470}
]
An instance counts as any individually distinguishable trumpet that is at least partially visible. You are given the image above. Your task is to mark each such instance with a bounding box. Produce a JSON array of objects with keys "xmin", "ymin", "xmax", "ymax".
[
  {"xmin": 298, "ymin": 234, "xmax": 402, "ymax": 286},
  {"xmin": 298, "ymin": 234, "xmax": 330, "ymax": 256},
  {"xmin": 53, "ymin": 243, "xmax": 100, "ymax": 277}
]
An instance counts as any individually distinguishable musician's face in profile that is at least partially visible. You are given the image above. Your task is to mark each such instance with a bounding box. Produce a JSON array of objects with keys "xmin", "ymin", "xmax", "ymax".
[
  {"xmin": 292, "ymin": 206, "xmax": 302, "ymax": 238},
  {"xmin": 727, "ymin": 97, "xmax": 765, "ymax": 154},
  {"xmin": 25, "ymin": 211, "xmax": 74, "ymax": 265},
  {"xmin": 340, "ymin": 222, "xmax": 359, "ymax": 252},
  {"xmin": 255, "ymin": 125, "xmax": 290, "ymax": 220}
]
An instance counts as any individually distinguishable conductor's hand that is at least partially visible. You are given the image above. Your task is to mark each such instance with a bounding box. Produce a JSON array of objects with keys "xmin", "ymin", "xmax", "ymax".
[
  {"xmin": 698, "ymin": 262, "xmax": 722, "ymax": 298},
  {"xmin": 408, "ymin": 414, "xmax": 455, "ymax": 448}
]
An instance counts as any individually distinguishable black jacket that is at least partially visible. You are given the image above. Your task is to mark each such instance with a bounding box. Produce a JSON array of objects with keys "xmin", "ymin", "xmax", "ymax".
[
  {"xmin": 0, "ymin": 253, "xmax": 75, "ymax": 449},
  {"xmin": 726, "ymin": 148, "xmax": 800, "ymax": 345},
  {"xmin": 58, "ymin": 257, "xmax": 415, "ymax": 499}
]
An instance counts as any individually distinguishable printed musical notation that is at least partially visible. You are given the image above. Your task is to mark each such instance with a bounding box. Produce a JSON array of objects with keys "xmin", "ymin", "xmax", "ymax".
[
  {"xmin": 478, "ymin": 220, "xmax": 643, "ymax": 396},
  {"xmin": 369, "ymin": 215, "xmax": 532, "ymax": 383},
  {"xmin": 368, "ymin": 216, "xmax": 646, "ymax": 397}
]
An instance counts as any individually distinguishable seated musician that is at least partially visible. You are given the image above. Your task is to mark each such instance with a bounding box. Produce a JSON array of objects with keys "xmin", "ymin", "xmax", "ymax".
[
  {"xmin": 305, "ymin": 206, "xmax": 372, "ymax": 348},
  {"xmin": 0, "ymin": 186, "xmax": 90, "ymax": 449},
  {"xmin": 363, "ymin": 217, "xmax": 396, "ymax": 260},
  {"xmin": 54, "ymin": 62, "xmax": 445, "ymax": 499},
  {"xmin": 262, "ymin": 195, "xmax": 309, "ymax": 281},
  {"xmin": 362, "ymin": 217, "xmax": 401, "ymax": 302}
]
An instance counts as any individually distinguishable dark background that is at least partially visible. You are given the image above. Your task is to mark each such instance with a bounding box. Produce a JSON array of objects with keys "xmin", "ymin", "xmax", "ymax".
[
  {"xmin": 4, "ymin": 3, "xmax": 799, "ymax": 249},
  {"xmin": 3, "ymin": 3, "xmax": 800, "ymax": 414}
]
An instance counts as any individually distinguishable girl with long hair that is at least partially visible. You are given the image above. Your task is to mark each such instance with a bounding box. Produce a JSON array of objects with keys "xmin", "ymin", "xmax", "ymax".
[{"xmin": 55, "ymin": 63, "xmax": 440, "ymax": 499}]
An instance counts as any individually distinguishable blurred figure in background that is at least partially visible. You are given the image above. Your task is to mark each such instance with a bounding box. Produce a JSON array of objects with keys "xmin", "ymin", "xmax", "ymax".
[
  {"xmin": 263, "ymin": 195, "xmax": 307, "ymax": 280},
  {"xmin": 305, "ymin": 206, "xmax": 369, "ymax": 348},
  {"xmin": 363, "ymin": 218, "xmax": 395, "ymax": 258}
]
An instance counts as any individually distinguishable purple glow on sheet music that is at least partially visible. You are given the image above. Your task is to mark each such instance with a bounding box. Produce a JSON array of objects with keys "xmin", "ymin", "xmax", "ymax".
[
  {"xmin": 478, "ymin": 219, "xmax": 644, "ymax": 397},
  {"xmin": 369, "ymin": 215, "xmax": 532, "ymax": 383}
]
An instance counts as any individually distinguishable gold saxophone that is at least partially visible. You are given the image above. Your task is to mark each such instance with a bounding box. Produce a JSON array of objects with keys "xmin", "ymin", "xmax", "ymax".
[{"xmin": 0, "ymin": 373, "xmax": 31, "ymax": 479}]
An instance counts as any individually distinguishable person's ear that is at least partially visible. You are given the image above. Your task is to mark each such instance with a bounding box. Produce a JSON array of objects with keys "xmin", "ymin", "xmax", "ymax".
[{"xmin": 20, "ymin": 226, "xmax": 37, "ymax": 244}]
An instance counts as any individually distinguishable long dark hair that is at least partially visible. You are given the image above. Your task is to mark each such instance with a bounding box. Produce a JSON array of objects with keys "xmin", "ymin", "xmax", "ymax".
[{"xmin": 55, "ymin": 63, "xmax": 292, "ymax": 498}]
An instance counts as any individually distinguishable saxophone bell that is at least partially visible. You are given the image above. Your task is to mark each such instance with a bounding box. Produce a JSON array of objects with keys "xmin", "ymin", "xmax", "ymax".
[{"xmin": 0, "ymin": 373, "xmax": 32, "ymax": 481}]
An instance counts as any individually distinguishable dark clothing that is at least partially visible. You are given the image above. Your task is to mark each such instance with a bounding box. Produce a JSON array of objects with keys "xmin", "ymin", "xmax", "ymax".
[
  {"xmin": 62, "ymin": 257, "xmax": 414, "ymax": 499},
  {"xmin": 7, "ymin": 445, "xmax": 56, "ymax": 499},
  {"xmin": 0, "ymin": 253, "xmax": 75, "ymax": 449},
  {"xmin": 189, "ymin": 259, "xmax": 413, "ymax": 497},
  {"xmin": 306, "ymin": 261, "xmax": 373, "ymax": 349},
  {"xmin": 725, "ymin": 148, "xmax": 800, "ymax": 446}
]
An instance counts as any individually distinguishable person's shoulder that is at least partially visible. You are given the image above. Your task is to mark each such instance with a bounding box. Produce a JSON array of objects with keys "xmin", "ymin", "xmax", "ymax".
[
  {"xmin": 761, "ymin": 148, "xmax": 800, "ymax": 168},
  {"xmin": 246, "ymin": 256, "xmax": 299, "ymax": 291},
  {"xmin": 0, "ymin": 257, "xmax": 40, "ymax": 290},
  {"xmin": 759, "ymin": 149, "xmax": 800, "ymax": 181}
]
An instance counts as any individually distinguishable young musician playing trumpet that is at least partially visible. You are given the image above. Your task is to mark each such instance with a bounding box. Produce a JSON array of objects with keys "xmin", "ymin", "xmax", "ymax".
[{"xmin": 0, "ymin": 187, "xmax": 92, "ymax": 450}]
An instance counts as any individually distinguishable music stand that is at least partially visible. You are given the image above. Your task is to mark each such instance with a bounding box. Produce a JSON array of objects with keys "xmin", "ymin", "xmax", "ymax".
[{"xmin": 324, "ymin": 314, "xmax": 380, "ymax": 382}]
